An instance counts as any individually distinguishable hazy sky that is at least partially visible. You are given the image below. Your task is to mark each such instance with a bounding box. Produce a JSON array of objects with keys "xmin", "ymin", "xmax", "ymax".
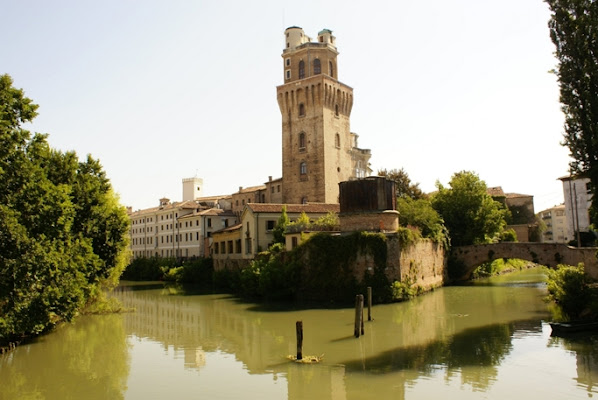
[{"xmin": 3, "ymin": 0, "xmax": 570, "ymax": 212}]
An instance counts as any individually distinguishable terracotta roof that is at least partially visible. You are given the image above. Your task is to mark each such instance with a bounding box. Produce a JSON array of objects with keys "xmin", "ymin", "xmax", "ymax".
[
  {"xmin": 236, "ymin": 185, "xmax": 266, "ymax": 194},
  {"xmin": 505, "ymin": 193, "xmax": 533, "ymax": 199},
  {"xmin": 212, "ymin": 223, "xmax": 242, "ymax": 234},
  {"xmin": 487, "ymin": 186, "xmax": 505, "ymax": 197},
  {"xmin": 129, "ymin": 200, "xmax": 201, "ymax": 216},
  {"xmin": 265, "ymin": 177, "xmax": 283, "ymax": 184},
  {"xmin": 246, "ymin": 203, "xmax": 340, "ymax": 214}
]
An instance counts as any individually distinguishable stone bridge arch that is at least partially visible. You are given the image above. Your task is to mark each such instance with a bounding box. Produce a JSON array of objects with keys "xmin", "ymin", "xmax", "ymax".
[{"xmin": 451, "ymin": 243, "xmax": 598, "ymax": 281}]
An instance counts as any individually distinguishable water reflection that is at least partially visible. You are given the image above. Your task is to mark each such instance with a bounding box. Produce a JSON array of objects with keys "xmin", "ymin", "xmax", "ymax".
[
  {"xmin": 0, "ymin": 314, "xmax": 129, "ymax": 400},
  {"xmin": 3, "ymin": 270, "xmax": 598, "ymax": 399}
]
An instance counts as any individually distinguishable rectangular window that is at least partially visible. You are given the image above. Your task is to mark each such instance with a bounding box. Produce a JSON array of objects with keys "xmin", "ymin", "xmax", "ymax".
[
  {"xmin": 228, "ymin": 240, "xmax": 233, "ymax": 254},
  {"xmin": 236, "ymin": 239, "xmax": 241, "ymax": 254},
  {"xmin": 208, "ymin": 218, "xmax": 212, "ymax": 228},
  {"xmin": 286, "ymin": 70, "xmax": 291, "ymax": 80},
  {"xmin": 266, "ymin": 220, "xmax": 275, "ymax": 231}
]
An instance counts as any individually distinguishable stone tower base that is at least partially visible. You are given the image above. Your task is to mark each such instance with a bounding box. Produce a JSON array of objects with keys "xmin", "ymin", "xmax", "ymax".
[{"xmin": 339, "ymin": 210, "xmax": 399, "ymax": 233}]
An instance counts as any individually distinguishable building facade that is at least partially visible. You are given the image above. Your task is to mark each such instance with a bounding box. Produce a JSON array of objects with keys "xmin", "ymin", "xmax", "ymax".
[
  {"xmin": 560, "ymin": 175, "xmax": 593, "ymax": 243},
  {"xmin": 538, "ymin": 204, "xmax": 568, "ymax": 243},
  {"xmin": 277, "ymin": 27, "xmax": 371, "ymax": 204}
]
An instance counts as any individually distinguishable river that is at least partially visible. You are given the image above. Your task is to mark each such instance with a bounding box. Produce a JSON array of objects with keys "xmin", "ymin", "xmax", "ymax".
[{"xmin": 1, "ymin": 268, "xmax": 597, "ymax": 399}]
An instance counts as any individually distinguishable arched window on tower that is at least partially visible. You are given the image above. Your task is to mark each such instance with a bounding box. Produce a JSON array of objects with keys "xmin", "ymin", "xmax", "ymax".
[
  {"xmin": 335, "ymin": 133, "xmax": 340, "ymax": 148},
  {"xmin": 300, "ymin": 162, "xmax": 307, "ymax": 175},
  {"xmin": 329, "ymin": 61, "xmax": 334, "ymax": 78},
  {"xmin": 299, "ymin": 132, "xmax": 306, "ymax": 149},
  {"xmin": 314, "ymin": 59, "xmax": 321, "ymax": 75},
  {"xmin": 299, "ymin": 103, "xmax": 305, "ymax": 116},
  {"xmin": 299, "ymin": 60, "xmax": 305, "ymax": 79}
]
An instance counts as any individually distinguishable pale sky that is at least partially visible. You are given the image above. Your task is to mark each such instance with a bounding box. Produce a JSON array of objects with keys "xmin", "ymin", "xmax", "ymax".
[{"xmin": 3, "ymin": 0, "xmax": 570, "ymax": 212}]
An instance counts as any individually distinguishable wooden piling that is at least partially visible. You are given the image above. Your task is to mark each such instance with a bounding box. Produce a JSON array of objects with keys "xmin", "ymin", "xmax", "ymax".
[
  {"xmin": 296, "ymin": 321, "xmax": 303, "ymax": 360},
  {"xmin": 367, "ymin": 286, "xmax": 372, "ymax": 321},
  {"xmin": 354, "ymin": 294, "xmax": 364, "ymax": 338},
  {"xmin": 360, "ymin": 294, "xmax": 365, "ymax": 335}
]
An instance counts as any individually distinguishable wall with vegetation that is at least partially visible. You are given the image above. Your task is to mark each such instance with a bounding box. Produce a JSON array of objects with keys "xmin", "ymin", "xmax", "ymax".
[{"xmin": 387, "ymin": 236, "xmax": 447, "ymax": 291}]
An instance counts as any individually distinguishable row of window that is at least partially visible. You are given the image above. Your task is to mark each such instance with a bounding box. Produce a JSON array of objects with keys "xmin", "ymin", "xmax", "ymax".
[
  {"xmin": 298, "ymin": 103, "xmax": 340, "ymax": 117},
  {"xmin": 132, "ymin": 232, "xmax": 204, "ymax": 247},
  {"xmin": 130, "ymin": 218, "xmax": 223, "ymax": 235},
  {"xmin": 296, "ymin": 132, "xmax": 341, "ymax": 149},
  {"xmin": 132, "ymin": 213, "xmax": 180, "ymax": 227},
  {"xmin": 213, "ymin": 239, "xmax": 242, "ymax": 255},
  {"xmin": 285, "ymin": 59, "xmax": 334, "ymax": 80}
]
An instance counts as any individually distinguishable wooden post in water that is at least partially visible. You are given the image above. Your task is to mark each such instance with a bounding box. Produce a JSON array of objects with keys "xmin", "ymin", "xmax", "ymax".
[
  {"xmin": 296, "ymin": 321, "xmax": 303, "ymax": 360},
  {"xmin": 354, "ymin": 295, "xmax": 361, "ymax": 337},
  {"xmin": 360, "ymin": 294, "xmax": 365, "ymax": 335},
  {"xmin": 367, "ymin": 286, "xmax": 372, "ymax": 321},
  {"xmin": 354, "ymin": 295, "xmax": 364, "ymax": 338}
]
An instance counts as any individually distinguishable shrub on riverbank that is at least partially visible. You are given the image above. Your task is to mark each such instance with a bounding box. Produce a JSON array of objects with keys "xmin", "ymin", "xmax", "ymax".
[
  {"xmin": 472, "ymin": 258, "xmax": 530, "ymax": 279},
  {"xmin": 546, "ymin": 264, "xmax": 598, "ymax": 321},
  {"xmin": 122, "ymin": 257, "xmax": 214, "ymax": 286}
]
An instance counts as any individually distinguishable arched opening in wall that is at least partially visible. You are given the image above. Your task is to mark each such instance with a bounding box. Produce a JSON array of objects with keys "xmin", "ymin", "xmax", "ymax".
[
  {"xmin": 299, "ymin": 103, "xmax": 305, "ymax": 117},
  {"xmin": 335, "ymin": 104, "xmax": 339, "ymax": 116},
  {"xmin": 335, "ymin": 133, "xmax": 340, "ymax": 148},
  {"xmin": 300, "ymin": 161, "xmax": 307, "ymax": 175},
  {"xmin": 299, "ymin": 132, "xmax": 306, "ymax": 150},
  {"xmin": 299, "ymin": 60, "xmax": 305, "ymax": 79},
  {"xmin": 314, "ymin": 59, "xmax": 321, "ymax": 75},
  {"xmin": 329, "ymin": 61, "xmax": 334, "ymax": 78},
  {"xmin": 301, "ymin": 196, "xmax": 308, "ymax": 204}
]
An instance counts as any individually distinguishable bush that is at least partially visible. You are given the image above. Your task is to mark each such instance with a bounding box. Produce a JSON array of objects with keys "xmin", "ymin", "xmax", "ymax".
[
  {"xmin": 500, "ymin": 229, "xmax": 518, "ymax": 242},
  {"xmin": 546, "ymin": 264, "xmax": 598, "ymax": 320},
  {"xmin": 121, "ymin": 257, "xmax": 174, "ymax": 281}
]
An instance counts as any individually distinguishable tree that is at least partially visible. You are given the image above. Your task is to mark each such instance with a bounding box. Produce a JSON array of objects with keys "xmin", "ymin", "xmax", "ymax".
[
  {"xmin": 546, "ymin": 0, "xmax": 598, "ymax": 225},
  {"xmin": 397, "ymin": 197, "xmax": 448, "ymax": 245},
  {"xmin": 431, "ymin": 171, "xmax": 509, "ymax": 247},
  {"xmin": 378, "ymin": 168, "xmax": 425, "ymax": 200},
  {"xmin": 0, "ymin": 74, "xmax": 130, "ymax": 345},
  {"xmin": 272, "ymin": 205, "xmax": 290, "ymax": 244}
]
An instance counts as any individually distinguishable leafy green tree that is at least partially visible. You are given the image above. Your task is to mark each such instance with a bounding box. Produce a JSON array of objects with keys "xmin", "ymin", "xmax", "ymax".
[
  {"xmin": 397, "ymin": 197, "xmax": 448, "ymax": 245},
  {"xmin": 546, "ymin": 0, "xmax": 598, "ymax": 225},
  {"xmin": 312, "ymin": 211, "xmax": 340, "ymax": 230},
  {"xmin": 287, "ymin": 211, "xmax": 311, "ymax": 232},
  {"xmin": 431, "ymin": 171, "xmax": 509, "ymax": 246},
  {"xmin": 272, "ymin": 205, "xmax": 289, "ymax": 244},
  {"xmin": 378, "ymin": 168, "xmax": 425, "ymax": 200},
  {"xmin": 0, "ymin": 74, "xmax": 130, "ymax": 345}
]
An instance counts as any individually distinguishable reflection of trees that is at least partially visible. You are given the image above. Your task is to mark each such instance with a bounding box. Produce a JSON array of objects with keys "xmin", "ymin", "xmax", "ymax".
[
  {"xmin": 549, "ymin": 334, "xmax": 598, "ymax": 393},
  {"xmin": 341, "ymin": 322, "xmax": 516, "ymax": 393},
  {"xmin": 0, "ymin": 314, "xmax": 129, "ymax": 400}
]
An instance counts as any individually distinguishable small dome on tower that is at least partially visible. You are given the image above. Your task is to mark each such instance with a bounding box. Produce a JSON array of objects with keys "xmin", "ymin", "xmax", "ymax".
[{"xmin": 284, "ymin": 26, "xmax": 311, "ymax": 51}]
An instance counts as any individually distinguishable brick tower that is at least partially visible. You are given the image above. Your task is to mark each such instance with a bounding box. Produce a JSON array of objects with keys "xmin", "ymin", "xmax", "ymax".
[{"xmin": 277, "ymin": 27, "xmax": 365, "ymax": 204}]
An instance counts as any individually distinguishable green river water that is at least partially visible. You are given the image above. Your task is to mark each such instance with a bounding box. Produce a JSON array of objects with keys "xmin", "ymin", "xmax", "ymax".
[{"xmin": 2, "ymin": 268, "xmax": 598, "ymax": 399}]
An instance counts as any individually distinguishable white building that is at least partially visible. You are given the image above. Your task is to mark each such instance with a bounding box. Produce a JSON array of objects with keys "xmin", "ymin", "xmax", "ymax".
[
  {"xmin": 560, "ymin": 175, "xmax": 593, "ymax": 243},
  {"xmin": 128, "ymin": 178, "xmax": 234, "ymax": 259},
  {"xmin": 538, "ymin": 204, "xmax": 568, "ymax": 243}
]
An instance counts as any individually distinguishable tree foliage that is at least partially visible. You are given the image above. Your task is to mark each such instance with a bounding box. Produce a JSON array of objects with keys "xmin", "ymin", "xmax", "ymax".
[
  {"xmin": 378, "ymin": 168, "xmax": 425, "ymax": 200},
  {"xmin": 397, "ymin": 197, "xmax": 448, "ymax": 246},
  {"xmin": 272, "ymin": 205, "xmax": 289, "ymax": 244},
  {"xmin": 431, "ymin": 171, "xmax": 509, "ymax": 246},
  {"xmin": 546, "ymin": 0, "xmax": 598, "ymax": 225},
  {"xmin": 0, "ymin": 74, "xmax": 130, "ymax": 345}
]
